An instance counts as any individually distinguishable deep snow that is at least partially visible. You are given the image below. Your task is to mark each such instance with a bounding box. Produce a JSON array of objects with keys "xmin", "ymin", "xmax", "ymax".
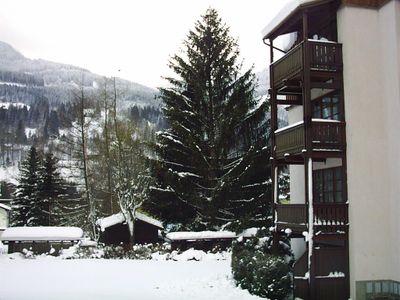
[{"xmin": 0, "ymin": 256, "xmax": 263, "ymax": 300}]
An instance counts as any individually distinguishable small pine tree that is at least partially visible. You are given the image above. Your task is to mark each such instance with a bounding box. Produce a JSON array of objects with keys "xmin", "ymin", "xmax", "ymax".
[{"xmin": 12, "ymin": 146, "xmax": 42, "ymax": 226}]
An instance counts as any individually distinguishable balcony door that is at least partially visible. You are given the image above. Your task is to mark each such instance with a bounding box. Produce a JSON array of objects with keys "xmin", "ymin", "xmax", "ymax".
[{"xmin": 313, "ymin": 167, "xmax": 344, "ymax": 203}]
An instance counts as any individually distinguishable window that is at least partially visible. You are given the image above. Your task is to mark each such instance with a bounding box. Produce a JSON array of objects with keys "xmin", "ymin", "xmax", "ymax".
[
  {"xmin": 312, "ymin": 94, "xmax": 340, "ymax": 120},
  {"xmin": 313, "ymin": 167, "xmax": 344, "ymax": 203}
]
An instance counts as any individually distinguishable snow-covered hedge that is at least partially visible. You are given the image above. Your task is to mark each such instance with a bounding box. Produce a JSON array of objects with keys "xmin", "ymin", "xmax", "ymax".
[
  {"xmin": 0, "ymin": 242, "xmax": 230, "ymax": 262},
  {"xmin": 231, "ymin": 230, "xmax": 293, "ymax": 300},
  {"xmin": 102, "ymin": 244, "xmax": 159, "ymax": 260}
]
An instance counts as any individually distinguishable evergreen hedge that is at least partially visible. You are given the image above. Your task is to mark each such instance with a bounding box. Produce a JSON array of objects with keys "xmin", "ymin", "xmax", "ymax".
[{"xmin": 231, "ymin": 230, "xmax": 293, "ymax": 300}]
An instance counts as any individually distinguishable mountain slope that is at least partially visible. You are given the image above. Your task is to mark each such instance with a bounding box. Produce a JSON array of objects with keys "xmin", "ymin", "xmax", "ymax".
[{"xmin": 0, "ymin": 40, "xmax": 158, "ymax": 107}]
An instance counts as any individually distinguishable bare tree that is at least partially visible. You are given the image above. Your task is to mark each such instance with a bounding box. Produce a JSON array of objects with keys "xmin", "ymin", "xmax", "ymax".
[
  {"xmin": 55, "ymin": 81, "xmax": 98, "ymax": 238},
  {"xmin": 110, "ymin": 77, "xmax": 151, "ymax": 245}
]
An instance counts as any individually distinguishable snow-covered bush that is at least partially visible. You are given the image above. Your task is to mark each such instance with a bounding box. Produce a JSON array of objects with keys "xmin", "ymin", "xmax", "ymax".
[
  {"xmin": 59, "ymin": 245, "xmax": 104, "ymax": 259},
  {"xmin": 102, "ymin": 243, "xmax": 172, "ymax": 260},
  {"xmin": 231, "ymin": 229, "xmax": 293, "ymax": 300}
]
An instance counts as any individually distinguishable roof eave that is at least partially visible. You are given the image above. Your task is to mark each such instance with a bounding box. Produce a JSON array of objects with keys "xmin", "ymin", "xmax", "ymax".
[{"xmin": 262, "ymin": 0, "xmax": 335, "ymax": 40}]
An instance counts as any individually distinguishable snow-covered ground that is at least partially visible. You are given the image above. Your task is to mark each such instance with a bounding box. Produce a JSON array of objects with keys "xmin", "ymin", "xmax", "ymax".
[{"xmin": 0, "ymin": 253, "xmax": 262, "ymax": 300}]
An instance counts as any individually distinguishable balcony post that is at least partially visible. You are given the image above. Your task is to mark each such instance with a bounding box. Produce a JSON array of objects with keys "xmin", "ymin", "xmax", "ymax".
[
  {"xmin": 306, "ymin": 157, "xmax": 315, "ymax": 300},
  {"xmin": 302, "ymin": 9, "xmax": 316, "ymax": 300},
  {"xmin": 271, "ymin": 163, "xmax": 279, "ymax": 254},
  {"xmin": 269, "ymin": 41, "xmax": 280, "ymax": 252}
]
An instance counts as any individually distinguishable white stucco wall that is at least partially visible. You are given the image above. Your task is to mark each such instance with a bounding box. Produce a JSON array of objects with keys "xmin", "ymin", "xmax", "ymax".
[
  {"xmin": 287, "ymin": 105, "xmax": 306, "ymax": 205},
  {"xmin": 337, "ymin": 1, "xmax": 400, "ymax": 298},
  {"xmin": 380, "ymin": 0, "xmax": 400, "ymax": 284}
]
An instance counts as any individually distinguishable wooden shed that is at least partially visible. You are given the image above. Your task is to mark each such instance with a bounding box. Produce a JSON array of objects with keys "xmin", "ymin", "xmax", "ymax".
[
  {"xmin": 96, "ymin": 212, "xmax": 163, "ymax": 246},
  {"xmin": 0, "ymin": 226, "xmax": 83, "ymax": 254}
]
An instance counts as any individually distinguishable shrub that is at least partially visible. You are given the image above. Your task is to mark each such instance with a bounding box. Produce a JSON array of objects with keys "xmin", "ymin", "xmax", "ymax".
[
  {"xmin": 231, "ymin": 229, "xmax": 293, "ymax": 300},
  {"xmin": 102, "ymin": 243, "xmax": 172, "ymax": 259}
]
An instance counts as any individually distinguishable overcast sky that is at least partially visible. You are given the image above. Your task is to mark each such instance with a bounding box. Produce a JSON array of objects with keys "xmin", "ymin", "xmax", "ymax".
[{"xmin": 0, "ymin": 0, "xmax": 290, "ymax": 89}]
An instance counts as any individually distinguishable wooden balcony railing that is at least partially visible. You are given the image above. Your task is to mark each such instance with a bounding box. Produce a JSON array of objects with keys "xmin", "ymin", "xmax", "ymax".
[
  {"xmin": 272, "ymin": 40, "xmax": 342, "ymax": 86},
  {"xmin": 275, "ymin": 120, "xmax": 345, "ymax": 158},
  {"xmin": 276, "ymin": 203, "xmax": 348, "ymax": 228},
  {"xmin": 315, "ymin": 277, "xmax": 347, "ymax": 300},
  {"xmin": 311, "ymin": 120, "xmax": 345, "ymax": 151},
  {"xmin": 276, "ymin": 204, "xmax": 307, "ymax": 225},
  {"xmin": 314, "ymin": 203, "xmax": 348, "ymax": 226},
  {"xmin": 294, "ymin": 278, "xmax": 309, "ymax": 300},
  {"xmin": 314, "ymin": 247, "xmax": 346, "ymax": 276},
  {"xmin": 275, "ymin": 122, "xmax": 304, "ymax": 158},
  {"xmin": 295, "ymin": 277, "xmax": 348, "ymax": 300},
  {"xmin": 272, "ymin": 42, "xmax": 303, "ymax": 86},
  {"xmin": 294, "ymin": 248, "xmax": 348, "ymax": 300},
  {"xmin": 310, "ymin": 41, "xmax": 343, "ymax": 72}
]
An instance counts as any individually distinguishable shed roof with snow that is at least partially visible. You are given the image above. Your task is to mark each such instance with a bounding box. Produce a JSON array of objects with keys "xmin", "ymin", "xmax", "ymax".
[
  {"xmin": 165, "ymin": 229, "xmax": 258, "ymax": 251},
  {"xmin": 1, "ymin": 226, "xmax": 84, "ymax": 242},
  {"xmin": 166, "ymin": 228, "xmax": 258, "ymax": 241},
  {"xmin": 0, "ymin": 203, "xmax": 11, "ymax": 211},
  {"xmin": 96, "ymin": 212, "xmax": 163, "ymax": 232}
]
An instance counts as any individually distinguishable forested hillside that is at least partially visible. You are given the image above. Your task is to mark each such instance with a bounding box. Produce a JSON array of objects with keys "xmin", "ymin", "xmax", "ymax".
[{"xmin": 0, "ymin": 41, "xmax": 164, "ymax": 186}]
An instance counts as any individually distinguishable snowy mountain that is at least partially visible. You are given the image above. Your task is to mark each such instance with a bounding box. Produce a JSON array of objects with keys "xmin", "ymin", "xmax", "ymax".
[{"xmin": 0, "ymin": 40, "xmax": 158, "ymax": 107}]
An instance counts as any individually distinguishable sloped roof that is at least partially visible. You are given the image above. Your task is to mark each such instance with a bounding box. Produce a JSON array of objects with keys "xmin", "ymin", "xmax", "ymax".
[
  {"xmin": 96, "ymin": 212, "xmax": 163, "ymax": 232},
  {"xmin": 262, "ymin": 0, "xmax": 389, "ymax": 39},
  {"xmin": 262, "ymin": 0, "xmax": 335, "ymax": 39}
]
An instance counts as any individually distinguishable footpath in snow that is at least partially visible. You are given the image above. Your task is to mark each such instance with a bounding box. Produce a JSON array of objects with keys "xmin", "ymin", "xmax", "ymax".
[{"xmin": 0, "ymin": 254, "xmax": 263, "ymax": 300}]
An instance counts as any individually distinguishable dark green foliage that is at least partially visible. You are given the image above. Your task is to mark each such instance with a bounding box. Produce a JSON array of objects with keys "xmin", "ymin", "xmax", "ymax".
[
  {"xmin": 12, "ymin": 146, "xmax": 42, "ymax": 226},
  {"xmin": 231, "ymin": 230, "xmax": 293, "ymax": 300},
  {"xmin": 15, "ymin": 119, "xmax": 27, "ymax": 144},
  {"xmin": 44, "ymin": 110, "xmax": 60, "ymax": 139},
  {"xmin": 38, "ymin": 152, "xmax": 65, "ymax": 225},
  {"xmin": 147, "ymin": 8, "xmax": 270, "ymax": 230},
  {"xmin": 12, "ymin": 148, "xmax": 66, "ymax": 226}
]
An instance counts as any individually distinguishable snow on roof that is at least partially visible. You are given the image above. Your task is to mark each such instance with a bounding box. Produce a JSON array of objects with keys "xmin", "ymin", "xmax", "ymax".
[
  {"xmin": 1, "ymin": 227, "xmax": 84, "ymax": 241},
  {"xmin": 262, "ymin": 0, "xmax": 323, "ymax": 39},
  {"xmin": 96, "ymin": 213, "xmax": 125, "ymax": 231},
  {"xmin": 238, "ymin": 227, "xmax": 258, "ymax": 238},
  {"xmin": 96, "ymin": 212, "xmax": 163, "ymax": 232},
  {"xmin": 166, "ymin": 228, "xmax": 260, "ymax": 241},
  {"xmin": 0, "ymin": 203, "xmax": 11, "ymax": 211},
  {"xmin": 136, "ymin": 212, "xmax": 163, "ymax": 229},
  {"xmin": 166, "ymin": 231, "xmax": 237, "ymax": 241}
]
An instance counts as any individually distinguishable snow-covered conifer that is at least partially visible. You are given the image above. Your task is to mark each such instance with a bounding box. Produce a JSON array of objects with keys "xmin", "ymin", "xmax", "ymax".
[
  {"xmin": 148, "ymin": 8, "xmax": 271, "ymax": 230},
  {"xmin": 12, "ymin": 146, "xmax": 42, "ymax": 226}
]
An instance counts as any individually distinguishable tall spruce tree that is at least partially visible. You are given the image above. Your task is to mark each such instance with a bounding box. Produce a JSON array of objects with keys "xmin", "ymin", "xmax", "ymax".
[
  {"xmin": 147, "ymin": 8, "xmax": 271, "ymax": 230},
  {"xmin": 12, "ymin": 146, "xmax": 42, "ymax": 226}
]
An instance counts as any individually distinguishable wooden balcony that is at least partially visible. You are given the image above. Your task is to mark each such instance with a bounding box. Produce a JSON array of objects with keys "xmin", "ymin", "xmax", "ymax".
[
  {"xmin": 276, "ymin": 203, "xmax": 348, "ymax": 232},
  {"xmin": 314, "ymin": 203, "xmax": 348, "ymax": 227},
  {"xmin": 276, "ymin": 204, "xmax": 307, "ymax": 232},
  {"xmin": 294, "ymin": 247, "xmax": 348, "ymax": 300},
  {"xmin": 274, "ymin": 120, "xmax": 345, "ymax": 159},
  {"xmin": 271, "ymin": 40, "xmax": 343, "ymax": 88},
  {"xmin": 295, "ymin": 276, "xmax": 348, "ymax": 300}
]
